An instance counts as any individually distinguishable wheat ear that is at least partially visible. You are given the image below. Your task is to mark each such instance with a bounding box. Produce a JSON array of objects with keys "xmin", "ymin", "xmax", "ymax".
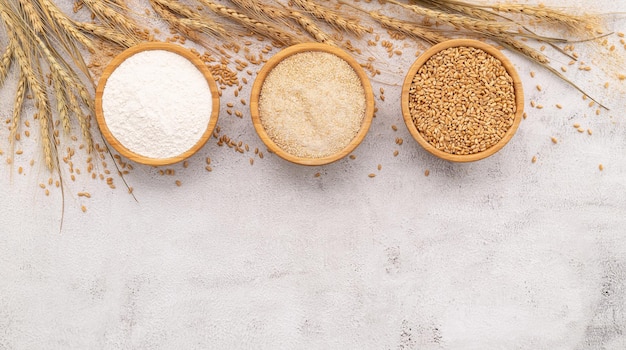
[
  {"xmin": 74, "ymin": 21, "xmax": 139, "ymax": 48},
  {"xmin": 0, "ymin": 41, "xmax": 13, "ymax": 87},
  {"xmin": 370, "ymin": 11, "xmax": 448, "ymax": 45},
  {"xmin": 38, "ymin": 0, "xmax": 96, "ymax": 53},
  {"xmin": 291, "ymin": 0, "xmax": 371, "ymax": 37},
  {"xmin": 198, "ymin": 0, "xmax": 301, "ymax": 46},
  {"xmin": 17, "ymin": 0, "xmax": 45, "ymax": 33},
  {"xmin": 389, "ymin": 0, "xmax": 516, "ymax": 35},
  {"xmin": 150, "ymin": 0, "xmax": 232, "ymax": 40},
  {"xmin": 289, "ymin": 9, "xmax": 336, "ymax": 46},
  {"xmin": 82, "ymin": 0, "xmax": 141, "ymax": 38},
  {"xmin": 9, "ymin": 71, "xmax": 26, "ymax": 150}
]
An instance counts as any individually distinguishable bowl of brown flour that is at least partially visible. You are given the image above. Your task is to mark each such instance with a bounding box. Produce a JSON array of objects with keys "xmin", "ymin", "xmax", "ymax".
[{"xmin": 250, "ymin": 43, "xmax": 375, "ymax": 166}]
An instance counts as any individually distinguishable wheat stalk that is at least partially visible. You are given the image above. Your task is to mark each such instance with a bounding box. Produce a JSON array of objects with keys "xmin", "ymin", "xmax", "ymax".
[
  {"xmin": 289, "ymin": 9, "xmax": 336, "ymax": 46},
  {"xmin": 197, "ymin": 0, "xmax": 301, "ymax": 46},
  {"xmin": 290, "ymin": 0, "xmax": 371, "ymax": 37}
]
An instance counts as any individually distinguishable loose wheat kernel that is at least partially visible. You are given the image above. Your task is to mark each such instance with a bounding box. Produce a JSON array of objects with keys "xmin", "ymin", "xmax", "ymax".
[
  {"xmin": 424, "ymin": 169, "xmax": 430, "ymax": 176},
  {"xmin": 249, "ymin": 158, "xmax": 254, "ymax": 165},
  {"xmin": 45, "ymin": 189, "xmax": 49, "ymax": 196},
  {"xmin": 536, "ymin": 104, "xmax": 543, "ymax": 109},
  {"xmin": 596, "ymin": 109, "xmax": 601, "ymax": 115},
  {"xmin": 183, "ymin": 161, "xmax": 189, "ymax": 168},
  {"xmin": 78, "ymin": 192, "xmax": 91, "ymax": 198},
  {"xmin": 556, "ymin": 104, "xmax": 562, "ymax": 109},
  {"xmin": 18, "ymin": 167, "xmax": 22, "ymax": 174},
  {"xmin": 561, "ymin": 66, "xmax": 567, "ymax": 72},
  {"xmin": 377, "ymin": 164, "xmax": 382, "ymax": 171},
  {"xmin": 532, "ymin": 156, "xmax": 537, "ymax": 163},
  {"xmin": 577, "ymin": 127, "xmax": 584, "ymax": 133},
  {"xmin": 530, "ymin": 71, "xmax": 536, "ymax": 78},
  {"xmin": 314, "ymin": 172, "xmax": 321, "ymax": 178},
  {"xmin": 205, "ymin": 166, "xmax": 212, "ymax": 172},
  {"xmin": 391, "ymin": 125, "xmax": 398, "ymax": 131},
  {"xmin": 349, "ymin": 155, "xmax": 356, "ymax": 160},
  {"xmin": 573, "ymin": 123, "xmax": 580, "ymax": 128},
  {"xmin": 81, "ymin": 205, "xmax": 87, "ymax": 213},
  {"xmin": 523, "ymin": 112, "xmax": 527, "ymax": 119},
  {"xmin": 551, "ymin": 137, "xmax": 558, "ymax": 144},
  {"xmin": 619, "ymin": 32, "xmax": 625, "ymax": 37},
  {"xmin": 604, "ymin": 82, "xmax": 609, "ymax": 88},
  {"xmin": 536, "ymin": 85, "xmax": 542, "ymax": 91},
  {"xmin": 175, "ymin": 180, "xmax": 182, "ymax": 187},
  {"xmin": 393, "ymin": 150, "xmax": 399, "ymax": 157},
  {"xmin": 530, "ymin": 101, "xmax": 536, "ymax": 107},
  {"xmin": 599, "ymin": 164, "xmax": 604, "ymax": 171},
  {"xmin": 368, "ymin": 173, "xmax": 376, "ymax": 178},
  {"xmin": 587, "ymin": 129, "xmax": 592, "ymax": 135}
]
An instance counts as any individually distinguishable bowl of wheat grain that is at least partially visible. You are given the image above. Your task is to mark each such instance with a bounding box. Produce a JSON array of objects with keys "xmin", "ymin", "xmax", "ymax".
[
  {"xmin": 250, "ymin": 43, "xmax": 375, "ymax": 166},
  {"xmin": 401, "ymin": 39, "xmax": 524, "ymax": 162}
]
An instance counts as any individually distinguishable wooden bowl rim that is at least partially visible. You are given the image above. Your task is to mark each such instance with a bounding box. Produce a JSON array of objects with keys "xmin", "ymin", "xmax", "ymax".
[
  {"xmin": 95, "ymin": 42, "xmax": 220, "ymax": 166},
  {"xmin": 250, "ymin": 43, "xmax": 375, "ymax": 166},
  {"xmin": 401, "ymin": 39, "xmax": 525, "ymax": 162}
]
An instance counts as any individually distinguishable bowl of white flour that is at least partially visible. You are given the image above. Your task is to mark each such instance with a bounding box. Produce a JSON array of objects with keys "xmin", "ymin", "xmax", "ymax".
[{"xmin": 95, "ymin": 42, "xmax": 219, "ymax": 166}]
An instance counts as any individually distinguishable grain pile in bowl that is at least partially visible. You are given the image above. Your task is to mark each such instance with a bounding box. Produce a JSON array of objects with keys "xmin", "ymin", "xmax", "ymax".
[
  {"xmin": 258, "ymin": 51, "xmax": 366, "ymax": 158},
  {"xmin": 408, "ymin": 46, "xmax": 516, "ymax": 155}
]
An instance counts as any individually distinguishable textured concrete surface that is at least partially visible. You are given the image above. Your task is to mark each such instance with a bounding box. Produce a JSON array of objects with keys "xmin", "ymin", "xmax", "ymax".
[{"xmin": 1, "ymin": 0, "xmax": 626, "ymax": 349}]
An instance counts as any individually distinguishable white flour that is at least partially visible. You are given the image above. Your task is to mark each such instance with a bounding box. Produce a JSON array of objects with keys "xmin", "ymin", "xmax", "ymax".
[{"xmin": 102, "ymin": 49, "xmax": 213, "ymax": 159}]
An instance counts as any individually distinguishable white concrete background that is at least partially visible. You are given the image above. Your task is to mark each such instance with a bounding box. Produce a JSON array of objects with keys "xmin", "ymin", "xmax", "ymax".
[{"xmin": 1, "ymin": 0, "xmax": 626, "ymax": 349}]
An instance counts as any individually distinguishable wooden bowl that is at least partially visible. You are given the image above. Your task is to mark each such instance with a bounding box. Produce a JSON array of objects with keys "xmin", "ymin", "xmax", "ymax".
[
  {"xmin": 250, "ymin": 43, "xmax": 375, "ymax": 166},
  {"xmin": 95, "ymin": 42, "xmax": 220, "ymax": 166},
  {"xmin": 401, "ymin": 39, "xmax": 524, "ymax": 162}
]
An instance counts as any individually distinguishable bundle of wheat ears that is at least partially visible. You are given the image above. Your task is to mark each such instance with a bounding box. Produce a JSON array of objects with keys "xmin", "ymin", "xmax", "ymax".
[{"xmin": 0, "ymin": 0, "xmax": 614, "ymax": 175}]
